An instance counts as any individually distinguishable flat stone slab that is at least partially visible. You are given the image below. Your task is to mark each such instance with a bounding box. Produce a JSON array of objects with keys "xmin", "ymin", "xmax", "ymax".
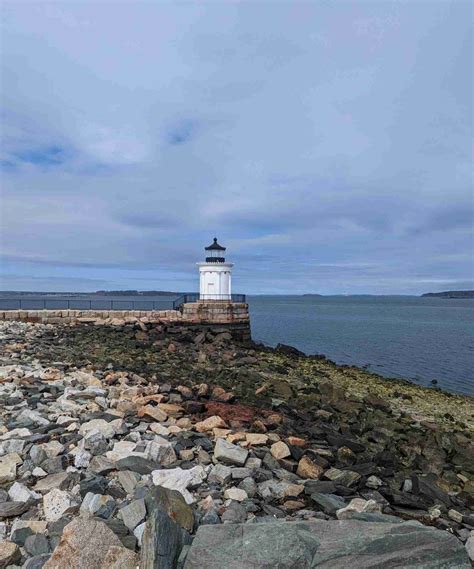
[{"xmin": 183, "ymin": 519, "xmax": 471, "ymax": 569}]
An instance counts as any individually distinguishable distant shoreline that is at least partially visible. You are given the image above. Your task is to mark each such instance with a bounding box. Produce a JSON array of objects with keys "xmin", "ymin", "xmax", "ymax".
[
  {"xmin": 421, "ymin": 290, "xmax": 474, "ymax": 299},
  {"xmin": 1, "ymin": 290, "xmax": 474, "ymax": 298}
]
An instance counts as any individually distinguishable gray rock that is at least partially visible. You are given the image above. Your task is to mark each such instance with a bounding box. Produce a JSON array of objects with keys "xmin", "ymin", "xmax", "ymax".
[
  {"xmin": 23, "ymin": 554, "xmax": 51, "ymax": 569},
  {"xmin": 118, "ymin": 470, "xmax": 141, "ymax": 495},
  {"xmin": 0, "ymin": 501, "xmax": 29, "ymax": 518},
  {"xmin": 88, "ymin": 455, "xmax": 116, "ymax": 475},
  {"xmin": 80, "ymin": 492, "xmax": 116, "ymax": 519},
  {"xmin": 34, "ymin": 472, "xmax": 78, "ymax": 493},
  {"xmin": 11, "ymin": 525, "xmax": 34, "ymax": 546},
  {"xmin": 119, "ymin": 498, "xmax": 146, "ymax": 531},
  {"xmin": 116, "ymin": 455, "xmax": 157, "ymax": 474},
  {"xmin": 41, "ymin": 455, "xmax": 67, "ymax": 474},
  {"xmin": 310, "ymin": 493, "xmax": 346, "ymax": 515},
  {"xmin": 24, "ymin": 534, "xmax": 50, "ymax": 556},
  {"xmin": 220, "ymin": 501, "xmax": 247, "ymax": 523},
  {"xmin": 145, "ymin": 486, "xmax": 194, "ymax": 533},
  {"xmin": 323, "ymin": 468, "xmax": 361, "ymax": 487},
  {"xmin": 200, "ymin": 508, "xmax": 221, "ymax": 525},
  {"xmin": 140, "ymin": 508, "xmax": 192, "ymax": 569},
  {"xmin": 208, "ymin": 464, "xmax": 232, "ymax": 485},
  {"xmin": 213, "ymin": 439, "xmax": 248, "ymax": 467},
  {"xmin": 30, "ymin": 446, "xmax": 47, "ymax": 465},
  {"xmin": 238, "ymin": 477, "xmax": 257, "ymax": 498},
  {"xmin": 230, "ymin": 467, "xmax": 252, "ymax": 480},
  {"xmin": 465, "ymin": 535, "xmax": 474, "ymax": 561},
  {"xmin": 183, "ymin": 519, "xmax": 471, "ymax": 568},
  {"xmin": 146, "ymin": 440, "xmax": 177, "ymax": 466}
]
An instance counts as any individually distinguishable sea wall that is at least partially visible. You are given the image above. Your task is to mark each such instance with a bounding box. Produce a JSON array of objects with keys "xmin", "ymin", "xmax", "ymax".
[{"xmin": 0, "ymin": 301, "xmax": 251, "ymax": 341}]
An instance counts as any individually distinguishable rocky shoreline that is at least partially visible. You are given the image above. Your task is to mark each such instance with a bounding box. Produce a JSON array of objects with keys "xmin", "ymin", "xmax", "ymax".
[{"xmin": 0, "ymin": 320, "xmax": 472, "ymax": 568}]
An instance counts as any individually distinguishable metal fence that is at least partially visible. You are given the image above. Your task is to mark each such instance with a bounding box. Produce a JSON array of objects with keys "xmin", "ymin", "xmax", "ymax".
[
  {"xmin": 0, "ymin": 298, "xmax": 175, "ymax": 311},
  {"xmin": 0, "ymin": 293, "xmax": 246, "ymax": 311}
]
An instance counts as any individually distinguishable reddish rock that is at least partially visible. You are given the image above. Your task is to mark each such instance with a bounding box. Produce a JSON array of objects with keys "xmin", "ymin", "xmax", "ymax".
[
  {"xmin": 288, "ymin": 436, "xmax": 306, "ymax": 447},
  {"xmin": 205, "ymin": 402, "xmax": 255, "ymax": 424},
  {"xmin": 212, "ymin": 387, "xmax": 235, "ymax": 403}
]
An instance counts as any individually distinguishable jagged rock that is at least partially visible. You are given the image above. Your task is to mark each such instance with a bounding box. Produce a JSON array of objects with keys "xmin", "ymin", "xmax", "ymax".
[
  {"xmin": 214, "ymin": 439, "xmax": 248, "ymax": 466},
  {"xmin": 296, "ymin": 456, "xmax": 324, "ymax": 479},
  {"xmin": 151, "ymin": 466, "xmax": 207, "ymax": 504},
  {"xmin": 34, "ymin": 472, "xmax": 76, "ymax": 493},
  {"xmin": 324, "ymin": 468, "xmax": 361, "ymax": 487},
  {"xmin": 223, "ymin": 487, "xmax": 248, "ymax": 502},
  {"xmin": 80, "ymin": 493, "xmax": 116, "ymax": 519},
  {"xmin": 8, "ymin": 481, "xmax": 40, "ymax": 502},
  {"xmin": 310, "ymin": 493, "xmax": 346, "ymax": 515},
  {"xmin": 0, "ymin": 501, "xmax": 29, "ymax": 518},
  {"xmin": 183, "ymin": 519, "xmax": 471, "ymax": 568},
  {"xmin": 270, "ymin": 441, "xmax": 291, "ymax": 460},
  {"xmin": 208, "ymin": 464, "xmax": 232, "ymax": 485},
  {"xmin": 145, "ymin": 486, "xmax": 194, "ymax": 533},
  {"xmin": 0, "ymin": 453, "xmax": 21, "ymax": 484},
  {"xmin": 115, "ymin": 456, "xmax": 157, "ymax": 474},
  {"xmin": 79, "ymin": 419, "xmax": 116, "ymax": 439},
  {"xmin": 245, "ymin": 434, "xmax": 268, "ymax": 445},
  {"xmin": 119, "ymin": 499, "xmax": 146, "ymax": 531},
  {"xmin": 0, "ymin": 540, "xmax": 20, "ymax": 568},
  {"xmin": 88, "ymin": 456, "xmax": 116, "ymax": 475},
  {"xmin": 24, "ymin": 534, "xmax": 50, "ymax": 557},
  {"xmin": 140, "ymin": 508, "xmax": 192, "ymax": 569},
  {"xmin": 366, "ymin": 475, "xmax": 383, "ymax": 489},
  {"xmin": 43, "ymin": 489, "xmax": 78, "ymax": 522},
  {"xmin": 43, "ymin": 517, "xmax": 138, "ymax": 569},
  {"xmin": 24, "ymin": 554, "xmax": 51, "ymax": 569},
  {"xmin": 146, "ymin": 440, "xmax": 177, "ymax": 466},
  {"xmin": 118, "ymin": 471, "xmax": 141, "ymax": 495},
  {"xmin": 138, "ymin": 405, "xmax": 168, "ymax": 422},
  {"xmin": 195, "ymin": 416, "xmax": 228, "ymax": 433},
  {"xmin": 465, "ymin": 534, "xmax": 474, "ymax": 561},
  {"xmin": 336, "ymin": 498, "xmax": 382, "ymax": 520}
]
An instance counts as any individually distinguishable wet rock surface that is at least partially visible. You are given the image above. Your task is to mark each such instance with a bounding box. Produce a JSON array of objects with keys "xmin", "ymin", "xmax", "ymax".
[{"xmin": 0, "ymin": 320, "xmax": 472, "ymax": 568}]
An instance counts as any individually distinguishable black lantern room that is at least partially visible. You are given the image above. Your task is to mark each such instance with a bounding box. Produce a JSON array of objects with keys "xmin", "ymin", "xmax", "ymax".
[{"xmin": 205, "ymin": 237, "xmax": 226, "ymax": 263}]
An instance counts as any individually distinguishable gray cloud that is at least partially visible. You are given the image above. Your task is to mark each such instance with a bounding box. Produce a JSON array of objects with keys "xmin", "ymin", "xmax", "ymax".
[{"xmin": 0, "ymin": 1, "xmax": 472, "ymax": 294}]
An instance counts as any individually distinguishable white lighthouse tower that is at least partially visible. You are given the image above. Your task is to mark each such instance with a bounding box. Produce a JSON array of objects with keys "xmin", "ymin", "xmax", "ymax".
[{"xmin": 197, "ymin": 238, "xmax": 233, "ymax": 300}]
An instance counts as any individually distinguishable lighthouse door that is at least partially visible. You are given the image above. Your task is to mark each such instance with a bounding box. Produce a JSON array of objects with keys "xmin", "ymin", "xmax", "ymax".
[{"xmin": 207, "ymin": 281, "xmax": 216, "ymax": 300}]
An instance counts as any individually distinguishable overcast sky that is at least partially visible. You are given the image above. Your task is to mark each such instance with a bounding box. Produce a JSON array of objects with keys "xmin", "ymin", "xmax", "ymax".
[{"xmin": 1, "ymin": 1, "xmax": 472, "ymax": 294}]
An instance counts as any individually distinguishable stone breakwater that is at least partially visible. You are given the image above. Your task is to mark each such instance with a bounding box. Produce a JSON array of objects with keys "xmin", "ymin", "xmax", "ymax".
[
  {"xmin": 0, "ymin": 320, "xmax": 473, "ymax": 568},
  {"xmin": 0, "ymin": 302, "xmax": 250, "ymax": 325},
  {"xmin": 0, "ymin": 303, "xmax": 251, "ymax": 344}
]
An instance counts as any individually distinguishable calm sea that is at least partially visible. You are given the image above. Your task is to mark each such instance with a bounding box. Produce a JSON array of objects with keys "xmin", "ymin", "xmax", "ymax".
[
  {"xmin": 1, "ymin": 294, "xmax": 473, "ymax": 396},
  {"xmin": 248, "ymin": 295, "xmax": 474, "ymax": 396}
]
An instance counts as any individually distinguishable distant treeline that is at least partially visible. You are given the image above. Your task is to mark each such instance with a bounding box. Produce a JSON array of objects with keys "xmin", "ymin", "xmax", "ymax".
[{"xmin": 422, "ymin": 290, "xmax": 474, "ymax": 299}]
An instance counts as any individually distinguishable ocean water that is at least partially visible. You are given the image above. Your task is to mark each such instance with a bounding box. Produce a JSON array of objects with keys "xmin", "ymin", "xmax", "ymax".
[
  {"xmin": 1, "ymin": 294, "xmax": 473, "ymax": 396},
  {"xmin": 248, "ymin": 295, "xmax": 474, "ymax": 396}
]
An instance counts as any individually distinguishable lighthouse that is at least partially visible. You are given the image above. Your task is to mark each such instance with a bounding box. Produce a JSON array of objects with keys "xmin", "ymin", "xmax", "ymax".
[{"xmin": 197, "ymin": 238, "xmax": 233, "ymax": 300}]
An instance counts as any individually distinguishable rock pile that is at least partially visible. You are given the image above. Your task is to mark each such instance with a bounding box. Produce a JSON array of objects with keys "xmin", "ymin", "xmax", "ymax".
[{"xmin": 0, "ymin": 321, "xmax": 472, "ymax": 568}]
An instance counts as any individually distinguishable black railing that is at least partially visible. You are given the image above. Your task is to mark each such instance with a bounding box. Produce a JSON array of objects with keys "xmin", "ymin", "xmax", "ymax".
[
  {"xmin": 0, "ymin": 298, "xmax": 176, "ymax": 311},
  {"xmin": 173, "ymin": 293, "xmax": 246, "ymax": 310},
  {"xmin": 0, "ymin": 294, "xmax": 246, "ymax": 311}
]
